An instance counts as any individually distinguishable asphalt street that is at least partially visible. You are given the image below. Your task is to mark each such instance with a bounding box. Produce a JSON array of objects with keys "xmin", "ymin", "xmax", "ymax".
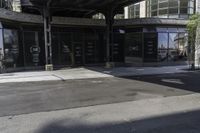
[{"xmin": 0, "ymin": 71, "xmax": 199, "ymax": 117}]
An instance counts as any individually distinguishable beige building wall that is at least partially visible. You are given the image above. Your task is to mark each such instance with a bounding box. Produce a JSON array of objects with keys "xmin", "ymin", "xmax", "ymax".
[
  {"xmin": 12, "ymin": 0, "xmax": 21, "ymax": 12},
  {"xmin": 140, "ymin": 1, "xmax": 146, "ymax": 18},
  {"xmin": 196, "ymin": 0, "xmax": 200, "ymax": 13},
  {"xmin": 124, "ymin": 0, "xmax": 146, "ymax": 19},
  {"xmin": 124, "ymin": 7, "xmax": 129, "ymax": 19}
]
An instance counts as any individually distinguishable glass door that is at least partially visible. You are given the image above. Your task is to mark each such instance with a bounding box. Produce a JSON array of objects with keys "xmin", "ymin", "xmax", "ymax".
[
  {"xmin": 73, "ymin": 42, "xmax": 84, "ymax": 66},
  {"xmin": 143, "ymin": 33, "xmax": 158, "ymax": 62},
  {"xmin": 23, "ymin": 31, "xmax": 44, "ymax": 67},
  {"xmin": 85, "ymin": 31, "xmax": 97, "ymax": 64}
]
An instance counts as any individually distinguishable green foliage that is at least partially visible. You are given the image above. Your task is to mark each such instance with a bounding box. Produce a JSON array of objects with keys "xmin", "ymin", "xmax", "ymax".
[
  {"xmin": 187, "ymin": 14, "xmax": 200, "ymax": 45},
  {"xmin": 187, "ymin": 14, "xmax": 200, "ymax": 68}
]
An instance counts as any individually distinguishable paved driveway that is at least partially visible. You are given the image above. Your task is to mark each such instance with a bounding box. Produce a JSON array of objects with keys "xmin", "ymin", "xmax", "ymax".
[{"xmin": 0, "ymin": 72, "xmax": 199, "ymax": 117}]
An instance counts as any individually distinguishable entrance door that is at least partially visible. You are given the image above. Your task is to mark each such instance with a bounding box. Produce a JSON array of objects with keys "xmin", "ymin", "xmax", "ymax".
[
  {"xmin": 73, "ymin": 42, "xmax": 84, "ymax": 66},
  {"xmin": 85, "ymin": 41, "xmax": 96, "ymax": 64},
  {"xmin": 52, "ymin": 32, "xmax": 72, "ymax": 66},
  {"xmin": 23, "ymin": 31, "xmax": 45, "ymax": 67},
  {"xmin": 143, "ymin": 33, "xmax": 158, "ymax": 62}
]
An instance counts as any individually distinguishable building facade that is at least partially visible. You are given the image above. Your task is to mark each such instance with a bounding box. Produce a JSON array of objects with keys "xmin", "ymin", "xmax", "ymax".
[{"xmin": 0, "ymin": 0, "xmax": 198, "ymax": 71}]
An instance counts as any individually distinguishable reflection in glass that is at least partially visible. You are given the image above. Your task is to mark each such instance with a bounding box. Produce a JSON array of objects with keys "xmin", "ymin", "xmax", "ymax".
[
  {"xmin": 3, "ymin": 29, "xmax": 19, "ymax": 68},
  {"xmin": 169, "ymin": 33, "xmax": 179, "ymax": 61},
  {"xmin": 177, "ymin": 33, "xmax": 188, "ymax": 60},
  {"xmin": 158, "ymin": 33, "xmax": 168, "ymax": 61},
  {"xmin": 125, "ymin": 33, "xmax": 142, "ymax": 58}
]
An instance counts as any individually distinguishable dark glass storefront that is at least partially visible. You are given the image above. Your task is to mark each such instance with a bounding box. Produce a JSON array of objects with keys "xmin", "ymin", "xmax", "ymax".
[
  {"xmin": 23, "ymin": 31, "xmax": 45, "ymax": 67},
  {"xmin": 125, "ymin": 26, "xmax": 188, "ymax": 64},
  {"xmin": 0, "ymin": 21, "xmax": 188, "ymax": 70},
  {"xmin": 51, "ymin": 28, "xmax": 109, "ymax": 66},
  {"xmin": 157, "ymin": 28, "xmax": 188, "ymax": 63},
  {"xmin": 125, "ymin": 27, "xmax": 158, "ymax": 63},
  {"xmin": 0, "ymin": 23, "xmax": 125, "ymax": 69}
]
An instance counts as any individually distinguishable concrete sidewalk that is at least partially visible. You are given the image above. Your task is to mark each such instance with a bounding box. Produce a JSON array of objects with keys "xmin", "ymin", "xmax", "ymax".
[
  {"xmin": 1, "ymin": 93, "xmax": 200, "ymax": 133},
  {"xmin": 0, "ymin": 65, "xmax": 190, "ymax": 83}
]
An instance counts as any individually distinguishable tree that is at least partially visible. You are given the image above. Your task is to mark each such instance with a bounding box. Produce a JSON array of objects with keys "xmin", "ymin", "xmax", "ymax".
[{"xmin": 187, "ymin": 14, "xmax": 200, "ymax": 70}]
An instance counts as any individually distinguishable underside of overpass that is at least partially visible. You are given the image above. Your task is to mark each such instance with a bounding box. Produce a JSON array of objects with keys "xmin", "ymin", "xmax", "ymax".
[{"xmin": 20, "ymin": 0, "xmax": 140, "ymax": 70}]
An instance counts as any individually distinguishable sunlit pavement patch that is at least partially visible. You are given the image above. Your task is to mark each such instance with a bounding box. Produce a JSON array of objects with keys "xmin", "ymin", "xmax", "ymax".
[{"xmin": 161, "ymin": 79, "xmax": 184, "ymax": 85}]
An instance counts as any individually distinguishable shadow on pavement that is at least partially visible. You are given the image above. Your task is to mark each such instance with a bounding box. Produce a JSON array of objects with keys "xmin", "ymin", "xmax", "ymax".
[
  {"xmin": 38, "ymin": 109, "xmax": 200, "ymax": 133},
  {"xmin": 87, "ymin": 66, "xmax": 200, "ymax": 93},
  {"xmin": 124, "ymin": 72, "xmax": 200, "ymax": 93}
]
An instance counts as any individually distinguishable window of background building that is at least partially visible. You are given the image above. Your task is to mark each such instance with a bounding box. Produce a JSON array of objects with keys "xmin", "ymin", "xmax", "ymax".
[
  {"xmin": 146, "ymin": 0, "xmax": 194, "ymax": 19},
  {"xmin": 128, "ymin": 3, "xmax": 140, "ymax": 18},
  {"xmin": 0, "ymin": 0, "xmax": 6, "ymax": 8},
  {"xmin": 0, "ymin": 0, "xmax": 21, "ymax": 12},
  {"xmin": 114, "ymin": 14, "xmax": 124, "ymax": 19},
  {"xmin": 92, "ymin": 13, "xmax": 105, "ymax": 19}
]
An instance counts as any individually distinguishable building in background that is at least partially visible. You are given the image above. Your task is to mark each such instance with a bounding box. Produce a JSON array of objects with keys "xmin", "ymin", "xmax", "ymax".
[
  {"xmin": 196, "ymin": 0, "xmax": 200, "ymax": 13},
  {"xmin": 0, "ymin": 0, "xmax": 21, "ymax": 12},
  {"xmin": 0, "ymin": 0, "xmax": 199, "ymax": 71}
]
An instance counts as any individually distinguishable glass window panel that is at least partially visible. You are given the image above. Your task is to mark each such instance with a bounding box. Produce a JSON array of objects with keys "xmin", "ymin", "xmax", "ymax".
[
  {"xmin": 169, "ymin": 0, "xmax": 178, "ymax": 7},
  {"xmin": 178, "ymin": 28, "xmax": 186, "ymax": 32},
  {"xmin": 188, "ymin": 7, "xmax": 194, "ymax": 14},
  {"xmin": 151, "ymin": 4, "xmax": 158, "ymax": 11},
  {"xmin": 157, "ymin": 27, "xmax": 168, "ymax": 32},
  {"xmin": 180, "ymin": 8, "xmax": 188, "ymax": 14},
  {"xmin": 168, "ymin": 33, "xmax": 179, "ymax": 61},
  {"xmin": 128, "ymin": 4, "xmax": 140, "ymax": 18},
  {"xmin": 3, "ymin": 29, "xmax": 19, "ymax": 68},
  {"xmin": 151, "ymin": 11, "xmax": 158, "ymax": 16},
  {"xmin": 159, "ymin": 2, "xmax": 168, "ymax": 8},
  {"xmin": 168, "ymin": 8, "xmax": 178, "ymax": 14},
  {"xmin": 159, "ymin": 9, "xmax": 168, "ymax": 15},
  {"xmin": 125, "ymin": 33, "xmax": 142, "ymax": 57},
  {"xmin": 180, "ymin": 0, "xmax": 189, "ymax": 8},
  {"xmin": 178, "ymin": 33, "xmax": 188, "ymax": 60},
  {"xmin": 189, "ymin": 0, "xmax": 194, "ymax": 7},
  {"xmin": 151, "ymin": 0, "xmax": 158, "ymax": 5},
  {"xmin": 168, "ymin": 28, "xmax": 177, "ymax": 32},
  {"xmin": 158, "ymin": 33, "xmax": 168, "ymax": 62}
]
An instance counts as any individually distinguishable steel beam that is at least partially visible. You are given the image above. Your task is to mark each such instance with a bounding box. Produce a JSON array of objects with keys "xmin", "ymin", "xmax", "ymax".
[
  {"xmin": 43, "ymin": 2, "xmax": 53, "ymax": 70},
  {"xmin": 104, "ymin": 7, "xmax": 115, "ymax": 68}
]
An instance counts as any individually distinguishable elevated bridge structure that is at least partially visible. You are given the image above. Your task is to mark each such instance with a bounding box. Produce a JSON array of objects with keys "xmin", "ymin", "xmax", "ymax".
[{"xmin": 20, "ymin": 0, "xmax": 140, "ymax": 69}]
